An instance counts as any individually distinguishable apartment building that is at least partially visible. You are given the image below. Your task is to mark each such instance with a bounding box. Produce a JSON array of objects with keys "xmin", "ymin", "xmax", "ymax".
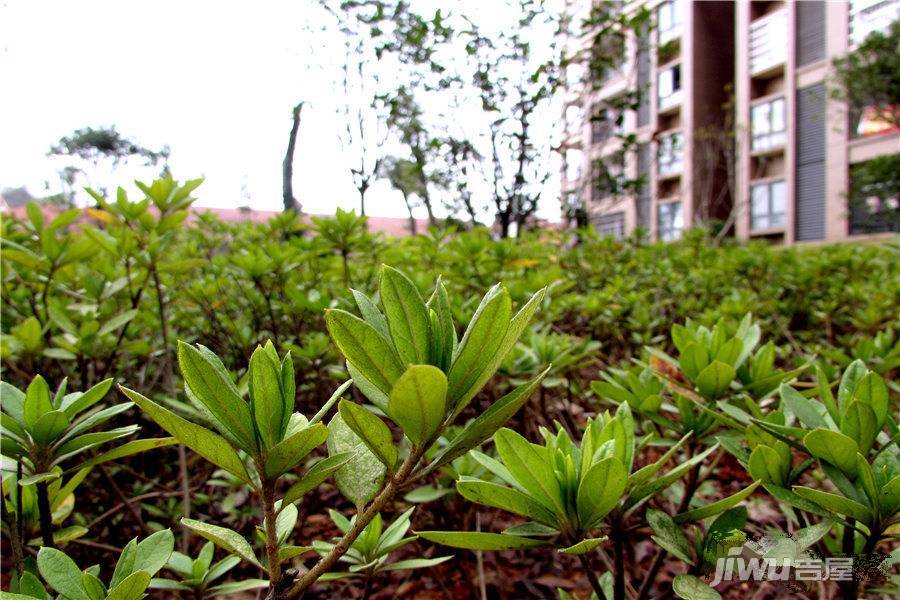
[{"xmin": 560, "ymin": 0, "xmax": 899, "ymax": 243}]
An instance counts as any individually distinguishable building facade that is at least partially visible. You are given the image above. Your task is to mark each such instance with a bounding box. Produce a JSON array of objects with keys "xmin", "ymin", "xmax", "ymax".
[{"xmin": 560, "ymin": 0, "xmax": 899, "ymax": 243}]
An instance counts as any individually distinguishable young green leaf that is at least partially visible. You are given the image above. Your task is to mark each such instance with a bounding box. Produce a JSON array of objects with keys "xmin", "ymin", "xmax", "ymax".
[
  {"xmin": 263, "ymin": 423, "xmax": 329, "ymax": 478},
  {"xmin": 673, "ymin": 574, "xmax": 721, "ymax": 600},
  {"xmin": 577, "ymin": 457, "xmax": 627, "ymax": 527},
  {"xmin": 326, "ymin": 309, "xmax": 405, "ymax": 395},
  {"xmin": 695, "ymin": 361, "xmax": 735, "ymax": 399},
  {"xmin": 447, "ymin": 284, "xmax": 511, "ymax": 407},
  {"xmin": 416, "ymin": 531, "xmax": 549, "ymax": 550},
  {"xmin": 803, "ymin": 428, "xmax": 858, "ymax": 476},
  {"xmin": 177, "ymin": 342, "xmax": 256, "ymax": 452},
  {"xmin": 387, "ymin": 364, "xmax": 448, "ymax": 446},
  {"xmin": 647, "ymin": 509, "xmax": 694, "ymax": 564},
  {"xmin": 494, "ymin": 428, "xmax": 564, "ymax": 516},
  {"xmin": 426, "ymin": 366, "xmax": 550, "ymax": 473},
  {"xmin": 337, "ymin": 400, "xmax": 397, "ymax": 470},
  {"xmin": 249, "ymin": 344, "xmax": 284, "ymax": 449},
  {"xmin": 119, "ymin": 386, "xmax": 251, "ymax": 483},
  {"xmin": 280, "ymin": 453, "xmax": 353, "ymax": 509},
  {"xmin": 326, "ymin": 413, "xmax": 386, "ymax": 508},
  {"xmin": 37, "ymin": 547, "xmax": 90, "ymax": 600},
  {"xmin": 457, "ymin": 480, "xmax": 557, "ymax": 526},
  {"xmin": 105, "ymin": 571, "xmax": 151, "ymax": 600},
  {"xmin": 792, "ymin": 486, "xmax": 872, "ymax": 524},
  {"xmin": 380, "ymin": 265, "xmax": 431, "ymax": 364},
  {"xmin": 674, "ymin": 481, "xmax": 762, "ymax": 523},
  {"xmin": 180, "ymin": 519, "xmax": 262, "ymax": 568}
]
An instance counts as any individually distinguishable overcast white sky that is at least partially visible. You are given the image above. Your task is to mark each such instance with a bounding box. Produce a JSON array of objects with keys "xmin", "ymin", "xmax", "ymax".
[{"xmin": 0, "ymin": 0, "xmax": 562, "ymax": 221}]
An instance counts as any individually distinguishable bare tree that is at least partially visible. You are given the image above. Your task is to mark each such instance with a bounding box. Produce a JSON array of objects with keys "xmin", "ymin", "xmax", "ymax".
[{"xmin": 282, "ymin": 103, "xmax": 303, "ymax": 213}]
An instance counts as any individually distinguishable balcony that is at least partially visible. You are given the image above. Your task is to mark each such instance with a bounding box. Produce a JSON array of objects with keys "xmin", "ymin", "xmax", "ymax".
[
  {"xmin": 850, "ymin": 0, "xmax": 900, "ymax": 46},
  {"xmin": 750, "ymin": 9, "xmax": 788, "ymax": 77}
]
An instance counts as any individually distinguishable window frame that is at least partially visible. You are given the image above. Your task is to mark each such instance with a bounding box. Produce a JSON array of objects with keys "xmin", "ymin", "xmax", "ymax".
[
  {"xmin": 657, "ymin": 64, "xmax": 682, "ymax": 110},
  {"xmin": 750, "ymin": 179, "xmax": 787, "ymax": 231},
  {"xmin": 751, "ymin": 96, "xmax": 787, "ymax": 152},
  {"xmin": 657, "ymin": 200, "xmax": 683, "ymax": 241},
  {"xmin": 657, "ymin": 131, "xmax": 684, "ymax": 177}
]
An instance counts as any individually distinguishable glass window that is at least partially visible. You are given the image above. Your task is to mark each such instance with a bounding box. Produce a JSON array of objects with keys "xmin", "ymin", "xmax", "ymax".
[
  {"xmin": 750, "ymin": 180, "xmax": 787, "ymax": 230},
  {"xmin": 658, "ymin": 201, "xmax": 683, "ymax": 241},
  {"xmin": 658, "ymin": 0, "xmax": 683, "ymax": 42},
  {"xmin": 658, "ymin": 132, "xmax": 683, "ymax": 176},
  {"xmin": 751, "ymin": 97, "xmax": 787, "ymax": 151},
  {"xmin": 658, "ymin": 65, "xmax": 682, "ymax": 110}
]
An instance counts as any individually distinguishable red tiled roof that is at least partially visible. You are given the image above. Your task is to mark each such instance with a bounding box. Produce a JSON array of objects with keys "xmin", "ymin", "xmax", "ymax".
[{"xmin": 1, "ymin": 204, "xmax": 434, "ymax": 237}]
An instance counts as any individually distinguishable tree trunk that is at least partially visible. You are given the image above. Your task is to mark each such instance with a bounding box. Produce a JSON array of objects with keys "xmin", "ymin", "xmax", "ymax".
[
  {"xmin": 282, "ymin": 103, "xmax": 303, "ymax": 213},
  {"xmin": 402, "ymin": 192, "xmax": 417, "ymax": 235}
]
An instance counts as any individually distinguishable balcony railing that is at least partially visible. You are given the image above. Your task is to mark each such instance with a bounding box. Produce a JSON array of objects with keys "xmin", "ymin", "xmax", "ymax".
[{"xmin": 750, "ymin": 9, "xmax": 788, "ymax": 75}]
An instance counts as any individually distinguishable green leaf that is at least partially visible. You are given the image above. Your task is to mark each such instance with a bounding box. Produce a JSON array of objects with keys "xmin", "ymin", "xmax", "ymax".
[
  {"xmin": 24, "ymin": 375, "xmax": 53, "ymax": 431},
  {"xmin": 326, "ymin": 309, "xmax": 405, "ymax": 395},
  {"xmin": 134, "ymin": 529, "xmax": 175, "ymax": 578},
  {"xmin": 19, "ymin": 472, "xmax": 60, "ymax": 486},
  {"xmin": 457, "ymin": 480, "xmax": 557, "ymax": 526},
  {"xmin": 380, "ymin": 556, "xmax": 453, "ymax": 571},
  {"xmin": 82, "ymin": 571, "xmax": 106, "ymax": 600},
  {"xmin": 337, "ymin": 400, "xmax": 397, "ymax": 470},
  {"xmin": 181, "ymin": 519, "xmax": 261, "ymax": 568},
  {"xmin": 97, "ymin": 309, "xmax": 138, "ymax": 337},
  {"xmin": 380, "ymin": 265, "xmax": 431, "ymax": 364},
  {"xmin": 37, "ymin": 547, "xmax": 90, "ymax": 600},
  {"xmin": 879, "ymin": 475, "xmax": 900, "ymax": 515},
  {"xmin": 695, "ymin": 361, "xmax": 735, "ymax": 399},
  {"xmin": 577, "ymin": 457, "xmax": 627, "ymax": 527},
  {"xmin": 60, "ymin": 378, "xmax": 113, "ymax": 419},
  {"xmin": 76, "ymin": 438, "xmax": 177, "ymax": 471},
  {"xmin": 628, "ymin": 433, "xmax": 692, "ymax": 490},
  {"xmin": 851, "ymin": 371, "xmax": 888, "ymax": 429},
  {"xmin": 326, "ymin": 413, "xmax": 386, "ymax": 508},
  {"xmin": 280, "ymin": 453, "xmax": 353, "ymax": 509},
  {"xmin": 792, "ymin": 486, "xmax": 872, "ymax": 524},
  {"xmin": 105, "ymin": 571, "xmax": 151, "ymax": 600},
  {"xmin": 674, "ymin": 480, "xmax": 762, "ymax": 523},
  {"xmin": 803, "ymin": 428, "xmax": 858, "ymax": 476},
  {"xmin": 836, "ymin": 359, "xmax": 867, "ymax": 412},
  {"xmin": 447, "ymin": 284, "xmax": 511, "ymax": 407},
  {"xmin": 427, "ymin": 279, "xmax": 456, "ymax": 372},
  {"xmin": 388, "ymin": 364, "xmax": 448, "ymax": 446},
  {"xmin": 558, "ymin": 537, "xmax": 607, "ymax": 555},
  {"xmin": 672, "ymin": 574, "xmax": 721, "ymax": 600},
  {"xmin": 679, "ymin": 343, "xmax": 708, "ymax": 380},
  {"xmin": 416, "ymin": 531, "xmax": 549, "ymax": 550},
  {"xmin": 351, "ymin": 289, "xmax": 390, "ymax": 339},
  {"xmin": 748, "ymin": 445, "xmax": 787, "ymax": 485},
  {"xmin": 178, "ymin": 342, "xmax": 255, "ymax": 452},
  {"xmin": 494, "ymin": 428, "xmax": 563, "ymax": 515},
  {"xmin": 647, "ymin": 509, "xmax": 694, "ymax": 564},
  {"xmin": 779, "ymin": 384, "xmax": 828, "ymax": 430},
  {"xmin": 841, "ymin": 401, "xmax": 877, "ymax": 454},
  {"xmin": 119, "ymin": 386, "xmax": 250, "ymax": 483},
  {"xmin": 249, "ymin": 344, "xmax": 284, "ymax": 449},
  {"xmin": 264, "ymin": 422, "xmax": 328, "ymax": 478},
  {"xmin": 209, "ymin": 580, "xmax": 270, "ymax": 595},
  {"xmin": 31, "ymin": 410, "xmax": 69, "ymax": 445},
  {"xmin": 427, "ymin": 367, "xmax": 550, "ymax": 473},
  {"xmin": 628, "ymin": 445, "xmax": 718, "ymax": 506}
]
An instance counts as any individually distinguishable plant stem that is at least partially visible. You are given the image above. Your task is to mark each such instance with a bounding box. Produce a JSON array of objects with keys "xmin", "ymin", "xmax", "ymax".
[
  {"xmin": 284, "ymin": 447, "xmax": 425, "ymax": 598},
  {"xmin": 612, "ymin": 531, "xmax": 626, "ymax": 600},
  {"xmin": 576, "ymin": 552, "xmax": 606, "ymax": 599},
  {"xmin": 262, "ymin": 480, "xmax": 282, "ymax": 589},
  {"xmin": 840, "ymin": 519, "xmax": 857, "ymax": 600},
  {"xmin": 36, "ymin": 481, "xmax": 55, "ymax": 548}
]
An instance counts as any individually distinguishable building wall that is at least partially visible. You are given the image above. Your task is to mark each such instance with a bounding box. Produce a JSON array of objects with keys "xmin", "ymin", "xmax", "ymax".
[{"xmin": 561, "ymin": 0, "xmax": 899, "ymax": 243}]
